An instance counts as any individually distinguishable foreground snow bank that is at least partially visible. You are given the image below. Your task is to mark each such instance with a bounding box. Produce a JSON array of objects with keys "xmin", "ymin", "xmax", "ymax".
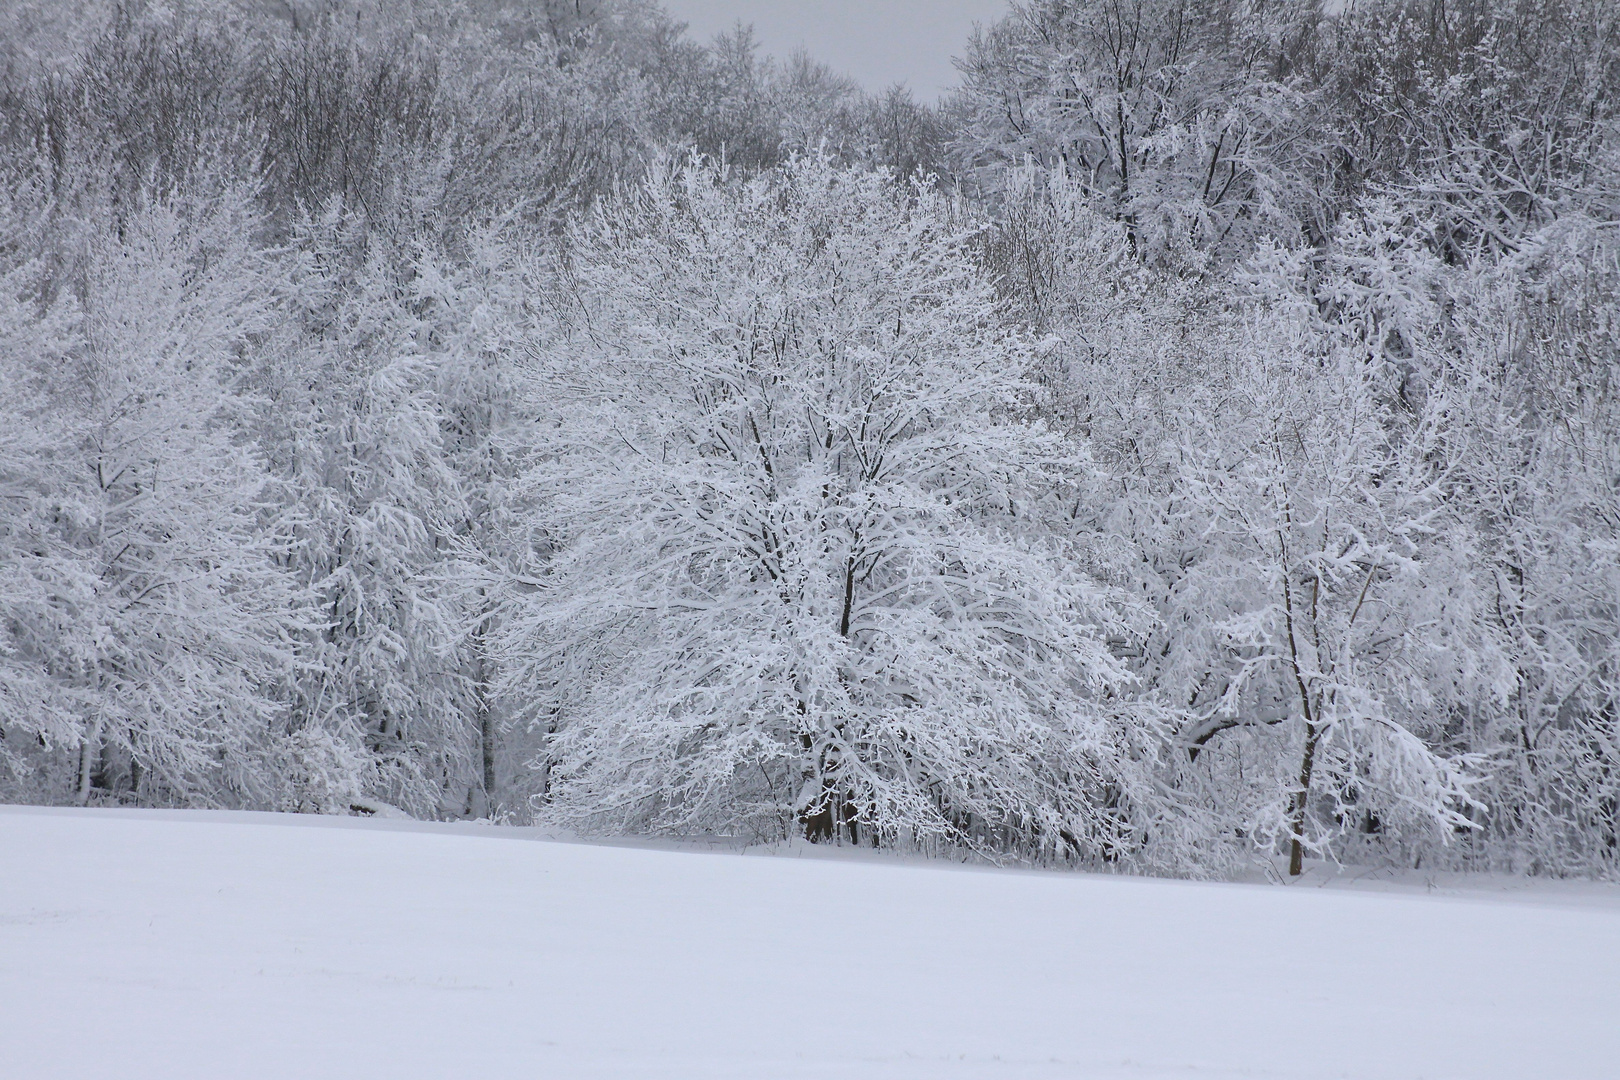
[{"xmin": 3, "ymin": 807, "xmax": 1617, "ymax": 1079}]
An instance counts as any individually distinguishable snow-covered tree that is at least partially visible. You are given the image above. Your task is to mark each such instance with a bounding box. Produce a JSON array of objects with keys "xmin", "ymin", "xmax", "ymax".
[
  {"xmin": 499, "ymin": 157, "xmax": 1169, "ymax": 857},
  {"xmin": 954, "ymin": 0, "xmax": 1317, "ymax": 263},
  {"xmin": 253, "ymin": 204, "xmax": 481, "ymax": 818},
  {"xmin": 1427, "ymin": 210, "xmax": 1620, "ymax": 873},
  {"xmin": 415, "ymin": 225, "xmax": 539, "ymax": 816},
  {"xmin": 992, "ymin": 181, "xmax": 1500, "ymax": 872},
  {"xmin": 1128, "ymin": 216, "xmax": 1520, "ymax": 875},
  {"xmin": 0, "ymin": 190, "xmax": 300, "ymax": 806}
]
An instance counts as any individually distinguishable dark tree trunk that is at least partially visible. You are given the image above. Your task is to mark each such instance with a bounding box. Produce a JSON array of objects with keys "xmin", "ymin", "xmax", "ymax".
[
  {"xmin": 799, "ymin": 785, "xmax": 859, "ymax": 844},
  {"xmin": 1288, "ymin": 719, "xmax": 1321, "ymax": 877}
]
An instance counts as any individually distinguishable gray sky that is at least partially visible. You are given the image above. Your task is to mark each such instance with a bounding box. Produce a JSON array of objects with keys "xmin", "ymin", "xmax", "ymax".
[{"xmin": 658, "ymin": 1, "xmax": 1012, "ymax": 101}]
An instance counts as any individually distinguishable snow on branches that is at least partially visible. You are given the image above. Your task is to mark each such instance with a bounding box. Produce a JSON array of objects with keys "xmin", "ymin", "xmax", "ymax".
[{"xmin": 498, "ymin": 158, "xmax": 1167, "ymax": 856}]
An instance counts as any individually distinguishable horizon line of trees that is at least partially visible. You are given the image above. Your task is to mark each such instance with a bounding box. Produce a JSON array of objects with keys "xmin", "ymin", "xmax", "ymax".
[{"xmin": 1, "ymin": 0, "xmax": 1615, "ymax": 879}]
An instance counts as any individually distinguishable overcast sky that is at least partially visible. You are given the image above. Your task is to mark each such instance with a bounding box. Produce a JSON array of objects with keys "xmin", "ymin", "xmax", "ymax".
[{"xmin": 658, "ymin": 1, "xmax": 1012, "ymax": 100}]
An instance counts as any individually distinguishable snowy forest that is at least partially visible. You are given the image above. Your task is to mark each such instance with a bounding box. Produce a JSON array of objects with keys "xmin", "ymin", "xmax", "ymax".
[{"xmin": 0, "ymin": 0, "xmax": 1615, "ymax": 879}]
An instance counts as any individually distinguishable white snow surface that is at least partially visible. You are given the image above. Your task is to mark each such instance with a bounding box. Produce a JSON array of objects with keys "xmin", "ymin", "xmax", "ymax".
[{"xmin": 4, "ymin": 807, "xmax": 1618, "ymax": 1080}]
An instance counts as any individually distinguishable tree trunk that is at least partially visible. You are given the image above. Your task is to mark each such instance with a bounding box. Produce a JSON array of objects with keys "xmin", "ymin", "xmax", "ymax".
[
  {"xmin": 480, "ymin": 707, "xmax": 496, "ymax": 804},
  {"xmin": 473, "ymin": 604, "xmax": 497, "ymax": 812},
  {"xmin": 799, "ymin": 779, "xmax": 858, "ymax": 844},
  {"xmin": 796, "ymin": 734, "xmax": 857, "ymax": 844},
  {"xmin": 1288, "ymin": 719, "xmax": 1321, "ymax": 877},
  {"xmin": 1277, "ymin": 539, "xmax": 1319, "ymax": 878},
  {"xmin": 76, "ymin": 716, "xmax": 105, "ymax": 807}
]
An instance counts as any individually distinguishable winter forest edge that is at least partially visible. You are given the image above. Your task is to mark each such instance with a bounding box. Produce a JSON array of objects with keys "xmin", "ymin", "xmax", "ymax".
[{"xmin": 0, "ymin": 0, "xmax": 1615, "ymax": 880}]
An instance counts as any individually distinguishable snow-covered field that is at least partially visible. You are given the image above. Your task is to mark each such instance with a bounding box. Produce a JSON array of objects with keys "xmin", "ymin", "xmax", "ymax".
[{"xmin": 4, "ymin": 807, "xmax": 1617, "ymax": 1080}]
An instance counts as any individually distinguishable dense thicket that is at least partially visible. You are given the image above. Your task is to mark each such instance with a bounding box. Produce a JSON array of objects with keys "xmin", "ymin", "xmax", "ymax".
[{"xmin": 1, "ymin": 0, "xmax": 1614, "ymax": 878}]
